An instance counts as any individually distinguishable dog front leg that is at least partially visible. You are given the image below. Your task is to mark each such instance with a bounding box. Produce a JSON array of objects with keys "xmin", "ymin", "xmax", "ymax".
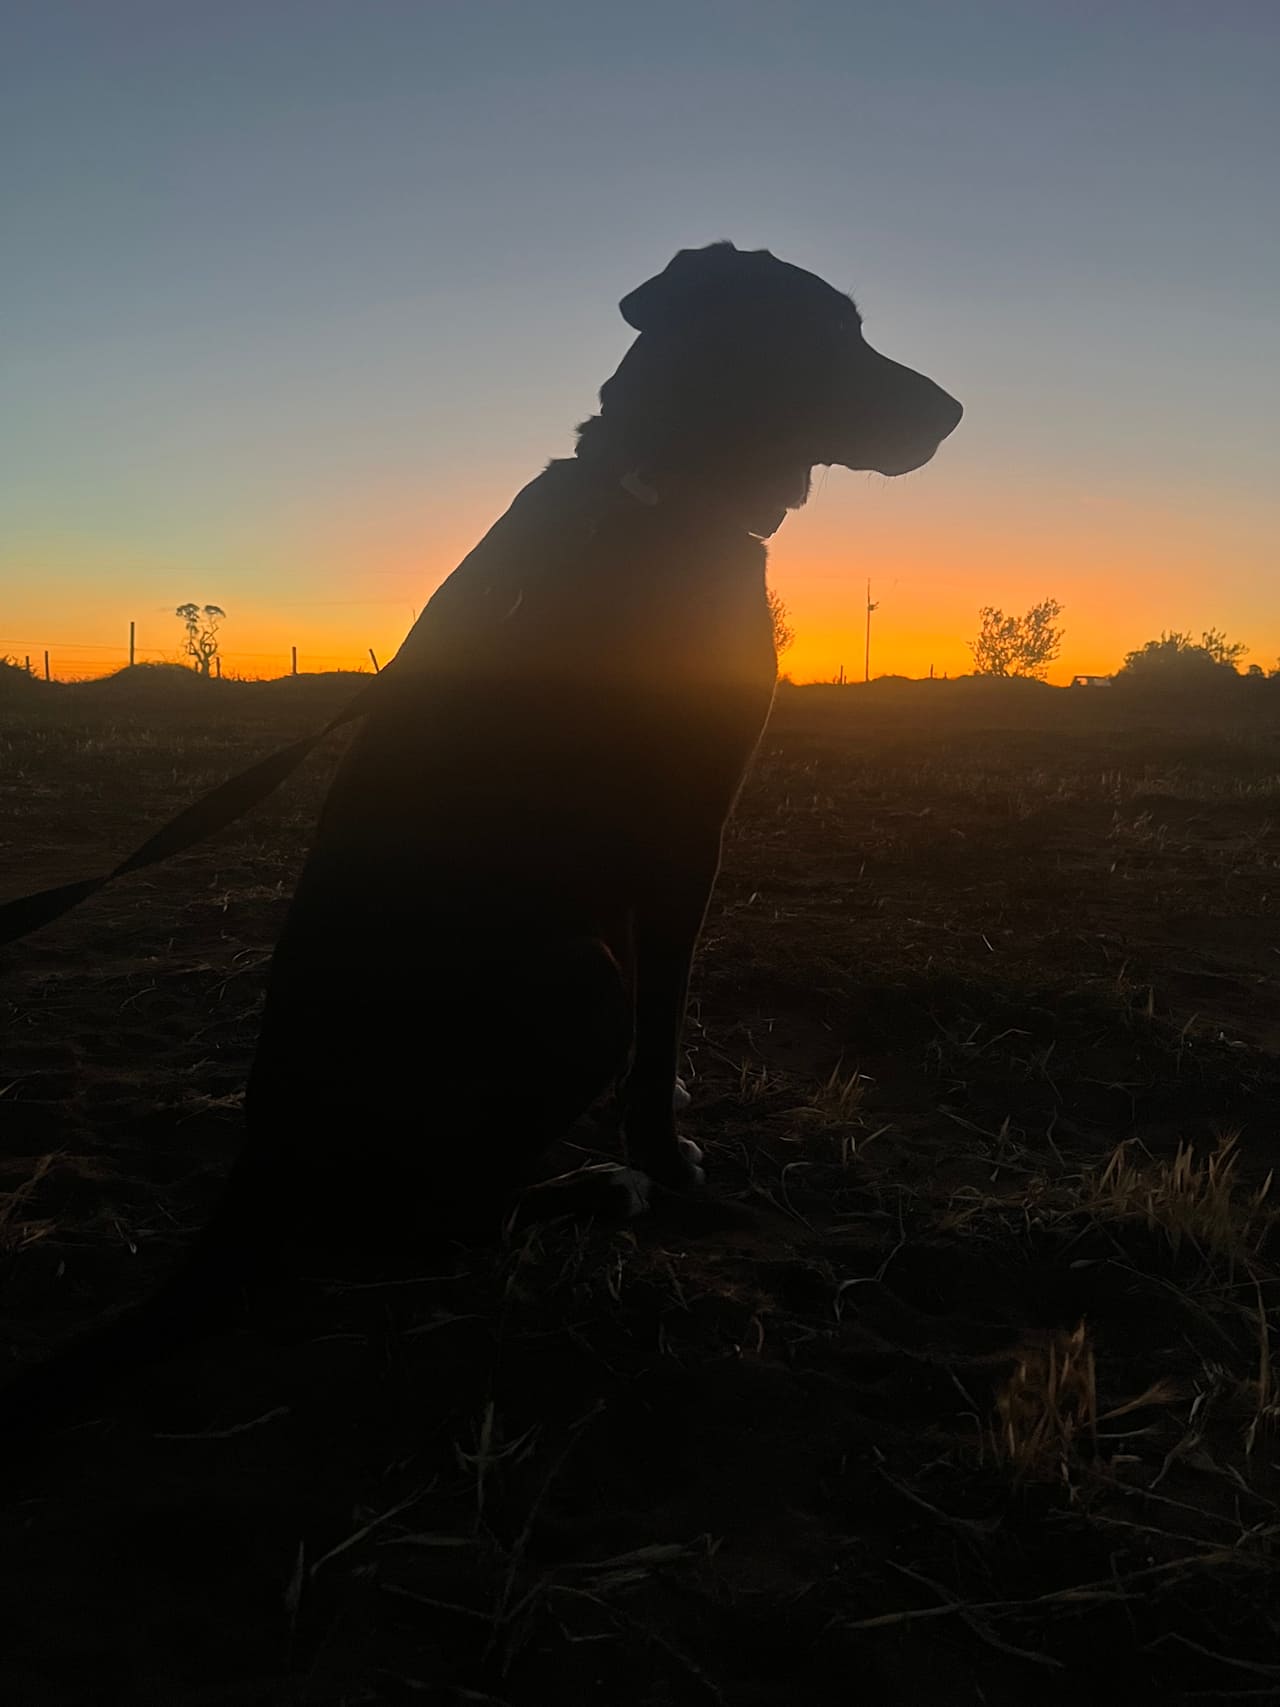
[{"xmin": 620, "ymin": 845, "xmax": 721, "ymax": 1189}]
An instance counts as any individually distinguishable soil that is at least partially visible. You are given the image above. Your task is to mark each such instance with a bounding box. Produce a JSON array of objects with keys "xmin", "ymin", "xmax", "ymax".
[{"xmin": 2, "ymin": 673, "xmax": 1278, "ymax": 1705}]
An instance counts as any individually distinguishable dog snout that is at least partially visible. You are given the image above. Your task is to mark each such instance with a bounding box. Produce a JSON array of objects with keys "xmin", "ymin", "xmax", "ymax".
[
  {"xmin": 836, "ymin": 347, "xmax": 963, "ymax": 477},
  {"xmin": 882, "ymin": 353, "xmax": 963, "ymax": 440},
  {"xmin": 935, "ymin": 386, "xmax": 964, "ymax": 436}
]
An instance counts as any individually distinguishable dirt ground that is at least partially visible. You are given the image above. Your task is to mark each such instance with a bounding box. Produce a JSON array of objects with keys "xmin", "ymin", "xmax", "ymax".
[{"xmin": 2, "ymin": 672, "xmax": 1279, "ymax": 1705}]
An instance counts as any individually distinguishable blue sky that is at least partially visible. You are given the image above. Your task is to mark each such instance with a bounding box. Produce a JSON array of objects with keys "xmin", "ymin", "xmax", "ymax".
[{"xmin": 4, "ymin": 1, "xmax": 1277, "ymax": 678}]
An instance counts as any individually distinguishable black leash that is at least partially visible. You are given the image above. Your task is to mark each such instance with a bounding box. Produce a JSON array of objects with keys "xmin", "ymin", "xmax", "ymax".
[{"xmin": 0, "ymin": 674, "xmax": 384, "ymax": 948}]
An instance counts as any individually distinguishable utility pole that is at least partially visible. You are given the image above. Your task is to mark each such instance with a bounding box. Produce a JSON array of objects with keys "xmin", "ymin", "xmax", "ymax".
[{"xmin": 864, "ymin": 579, "xmax": 879, "ymax": 683}]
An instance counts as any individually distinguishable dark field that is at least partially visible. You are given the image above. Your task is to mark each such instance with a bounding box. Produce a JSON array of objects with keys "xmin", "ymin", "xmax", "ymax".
[{"xmin": 3, "ymin": 675, "xmax": 1279, "ymax": 1705}]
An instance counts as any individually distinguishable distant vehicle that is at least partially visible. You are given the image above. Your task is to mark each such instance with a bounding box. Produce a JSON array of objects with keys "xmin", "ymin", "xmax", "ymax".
[{"xmin": 1071, "ymin": 674, "xmax": 1113, "ymax": 688}]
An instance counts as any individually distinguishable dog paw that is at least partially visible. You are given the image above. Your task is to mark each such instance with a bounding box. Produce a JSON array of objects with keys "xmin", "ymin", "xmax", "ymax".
[
  {"xmin": 606, "ymin": 1167, "xmax": 654, "ymax": 1218},
  {"xmin": 673, "ymin": 1076, "xmax": 692, "ymax": 1113},
  {"xmin": 677, "ymin": 1136, "xmax": 705, "ymax": 1185}
]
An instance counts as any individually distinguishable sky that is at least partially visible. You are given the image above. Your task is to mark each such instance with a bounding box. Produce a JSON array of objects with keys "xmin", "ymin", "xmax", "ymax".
[{"xmin": 3, "ymin": 0, "xmax": 1277, "ymax": 683}]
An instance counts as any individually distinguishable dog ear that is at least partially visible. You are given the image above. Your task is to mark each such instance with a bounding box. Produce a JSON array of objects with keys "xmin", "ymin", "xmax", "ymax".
[{"xmin": 619, "ymin": 242, "xmax": 745, "ymax": 333}]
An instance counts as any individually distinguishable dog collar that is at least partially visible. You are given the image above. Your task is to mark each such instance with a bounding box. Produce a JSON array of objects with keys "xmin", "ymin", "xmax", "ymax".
[
  {"xmin": 619, "ymin": 470, "xmax": 659, "ymax": 507},
  {"xmin": 617, "ymin": 464, "xmax": 781, "ymax": 537}
]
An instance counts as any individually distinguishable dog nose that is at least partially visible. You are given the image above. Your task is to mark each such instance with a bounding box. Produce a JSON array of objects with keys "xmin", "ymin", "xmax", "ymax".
[{"xmin": 938, "ymin": 389, "xmax": 963, "ymax": 436}]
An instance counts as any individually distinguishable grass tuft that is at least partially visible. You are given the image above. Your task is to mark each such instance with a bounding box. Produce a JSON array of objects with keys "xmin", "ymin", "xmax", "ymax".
[{"xmin": 1085, "ymin": 1134, "xmax": 1275, "ymax": 1270}]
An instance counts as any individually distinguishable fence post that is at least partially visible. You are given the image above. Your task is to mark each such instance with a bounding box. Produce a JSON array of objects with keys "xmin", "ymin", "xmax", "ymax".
[
  {"xmin": 129, "ymin": 621, "xmax": 135, "ymax": 668},
  {"xmin": 25, "ymin": 655, "xmax": 30, "ymax": 675},
  {"xmin": 44, "ymin": 651, "xmax": 50, "ymax": 682},
  {"xmin": 291, "ymin": 645, "xmax": 298, "ymax": 676},
  {"xmin": 216, "ymin": 656, "xmax": 222, "ymax": 679},
  {"xmin": 368, "ymin": 648, "xmax": 380, "ymax": 673}
]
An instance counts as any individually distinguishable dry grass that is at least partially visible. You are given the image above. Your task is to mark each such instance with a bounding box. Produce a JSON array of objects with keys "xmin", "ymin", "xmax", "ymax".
[
  {"xmin": 994, "ymin": 1321, "xmax": 1099, "ymax": 1480},
  {"xmin": 5, "ymin": 687, "xmax": 1280, "ymax": 1702},
  {"xmin": 1085, "ymin": 1133, "xmax": 1276, "ymax": 1270},
  {"xmin": 992, "ymin": 1321, "xmax": 1180, "ymax": 1484},
  {"xmin": 805, "ymin": 1059, "xmax": 868, "ymax": 1122},
  {"xmin": 0, "ymin": 1152, "xmax": 59, "ymax": 1256}
]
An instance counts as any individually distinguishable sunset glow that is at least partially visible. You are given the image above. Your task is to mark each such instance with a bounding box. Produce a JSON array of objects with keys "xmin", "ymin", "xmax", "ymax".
[{"xmin": 5, "ymin": 4, "xmax": 1276, "ymax": 685}]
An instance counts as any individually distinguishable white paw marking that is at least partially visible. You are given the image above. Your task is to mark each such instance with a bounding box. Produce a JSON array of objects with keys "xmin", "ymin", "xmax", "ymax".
[
  {"xmin": 678, "ymin": 1137, "xmax": 706, "ymax": 1186},
  {"xmin": 672, "ymin": 1076, "xmax": 692, "ymax": 1113}
]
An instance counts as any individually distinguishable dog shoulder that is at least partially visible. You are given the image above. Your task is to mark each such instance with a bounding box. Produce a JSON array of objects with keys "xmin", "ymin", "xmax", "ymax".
[{"xmin": 396, "ymin": 464, "xmax": 588, "ymax": 666}]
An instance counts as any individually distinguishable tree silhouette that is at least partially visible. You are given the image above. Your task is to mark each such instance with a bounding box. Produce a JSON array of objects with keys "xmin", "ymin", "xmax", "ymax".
[
  {"xmin": 767, "ymin": 587, "xmax": 795, "ymax": 659},
  {"xmin": 969, "ymin": 598, "xmax": 1064, "ymax": 679},
  {"xmin": 1198, "ymin": 628, "xmax": 1248, "ymax": 668},
  {"xmin": 1117, "ymin": 629, "xmax": 1247, "ymax": 682},
  {"xmin": 176, "ymin": 603, "xmax": 226, "ymax": 676}
]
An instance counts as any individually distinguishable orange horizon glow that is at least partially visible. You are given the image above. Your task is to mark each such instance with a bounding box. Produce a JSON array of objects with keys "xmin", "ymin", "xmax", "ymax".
[
  {"xmin": 8, "ymin": 457, "xmax": 1276, "ymax": 688},
  {"xmin": 8, "ymin": 559, "xmax": 1275, "ymax": 689}
]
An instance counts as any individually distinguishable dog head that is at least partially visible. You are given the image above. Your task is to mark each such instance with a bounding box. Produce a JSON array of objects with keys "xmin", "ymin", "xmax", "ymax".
[{"xmin": 582, "ymin": 242, "xmax": 962, "ymax": 534}]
